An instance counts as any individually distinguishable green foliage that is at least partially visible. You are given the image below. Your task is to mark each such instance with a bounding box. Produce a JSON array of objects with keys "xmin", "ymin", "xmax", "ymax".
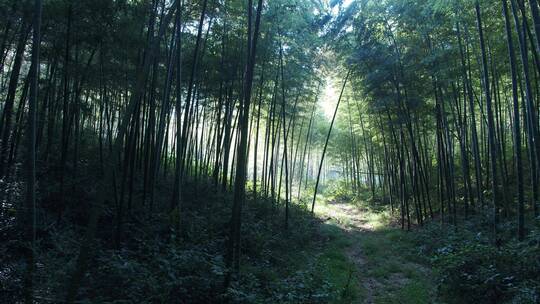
[
  {"xmin": 1, "ymin": 173, "xmax": 359, "ymax": 303},
  {"xmin": 316, "ymin": 223, "xmax": 360, "ymax": 303},
  {"xmin": 415, "ymin": 222, "xmax": 540, "ymax": 303},
  {"xmin": 324, "ymin": 180, "xmax": 355, "ymax": 203},
  {"xmin": 434, "ymin": 242, "xmax": 516, "ymax": 303}
]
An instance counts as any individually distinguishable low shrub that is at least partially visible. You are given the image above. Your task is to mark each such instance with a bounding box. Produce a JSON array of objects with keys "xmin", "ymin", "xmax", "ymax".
[{"xmin": 420, "ymin": 223, "xmax": 540, "ymax": 303}]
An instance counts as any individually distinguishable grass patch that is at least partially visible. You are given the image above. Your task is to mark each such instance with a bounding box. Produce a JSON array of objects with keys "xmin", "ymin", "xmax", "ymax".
[
  {"xmin": 377, "ymin": 281, "xmax": 431, "ymax": 304},
  {"xmin": 315, "ymin": 222, "xmax": 361, "ymax": 303},
  {"xmin": 315, "ymin": 196, "xmax": 437, "ymax": 304},
  {"xmin": 358, "ymin": 228, "xmax": 435, "ymax": 303}
]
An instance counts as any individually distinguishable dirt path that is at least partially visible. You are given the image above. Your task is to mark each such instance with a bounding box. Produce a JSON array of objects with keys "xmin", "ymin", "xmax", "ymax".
[{"xmin": 322, "ymin": 201, "xmax": 435, "ymax": 304}]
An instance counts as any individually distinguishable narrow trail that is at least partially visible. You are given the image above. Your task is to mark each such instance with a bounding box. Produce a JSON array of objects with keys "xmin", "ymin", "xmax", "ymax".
[
  {"xmin": 321, "ymin": 200, "xmax": 436, "ymax": 304},
  {"xmin": 333, "ymin": 202, "xmax": 379, "ymax": 304}
]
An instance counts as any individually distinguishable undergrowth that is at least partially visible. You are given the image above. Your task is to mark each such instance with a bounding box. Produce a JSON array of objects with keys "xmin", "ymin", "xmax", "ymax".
[
  {"xmin": 415, "ymin": 217, "xmax": 540, "ymax": 304},
  {"xmin": 0, "ymin": 160, "xmax": 354, "ymax": 303},
  {"xmin": 322, "ymin": 183, "xmax": 540, "ymax": 303}
]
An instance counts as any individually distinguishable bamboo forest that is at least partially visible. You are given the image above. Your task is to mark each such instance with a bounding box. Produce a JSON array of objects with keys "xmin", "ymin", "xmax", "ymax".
[{"xmin": 2, "ymin": 0, "xmax": 540, "ymax": 303}]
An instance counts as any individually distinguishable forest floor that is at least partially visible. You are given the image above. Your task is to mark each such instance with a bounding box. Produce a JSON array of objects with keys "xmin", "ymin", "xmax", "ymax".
[{"xmin": 316, "ymin": 197, "xmax": 439, "ymax": 304}]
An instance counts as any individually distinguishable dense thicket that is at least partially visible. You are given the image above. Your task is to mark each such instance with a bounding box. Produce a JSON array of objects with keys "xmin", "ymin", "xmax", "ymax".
[
  {"xmin": 0, "ymin": 0, "xmax": 341, "ymax": 302},
  {"xmin": 3, "ymin": 0, "xmax": 540, "ymax": 302},
  {"xmin": 325, "ymin": 0, "xmax": 540, "ymax": 301},
  {"xmin": 326, "ymin": 0, "xmax": 540, "ymax": 236}
]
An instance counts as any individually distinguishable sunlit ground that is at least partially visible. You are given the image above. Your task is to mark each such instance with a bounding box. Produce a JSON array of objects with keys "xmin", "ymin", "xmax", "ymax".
[{"xmin": 314, "ymin": 194, "xmax": 436, "ymax": 303}]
